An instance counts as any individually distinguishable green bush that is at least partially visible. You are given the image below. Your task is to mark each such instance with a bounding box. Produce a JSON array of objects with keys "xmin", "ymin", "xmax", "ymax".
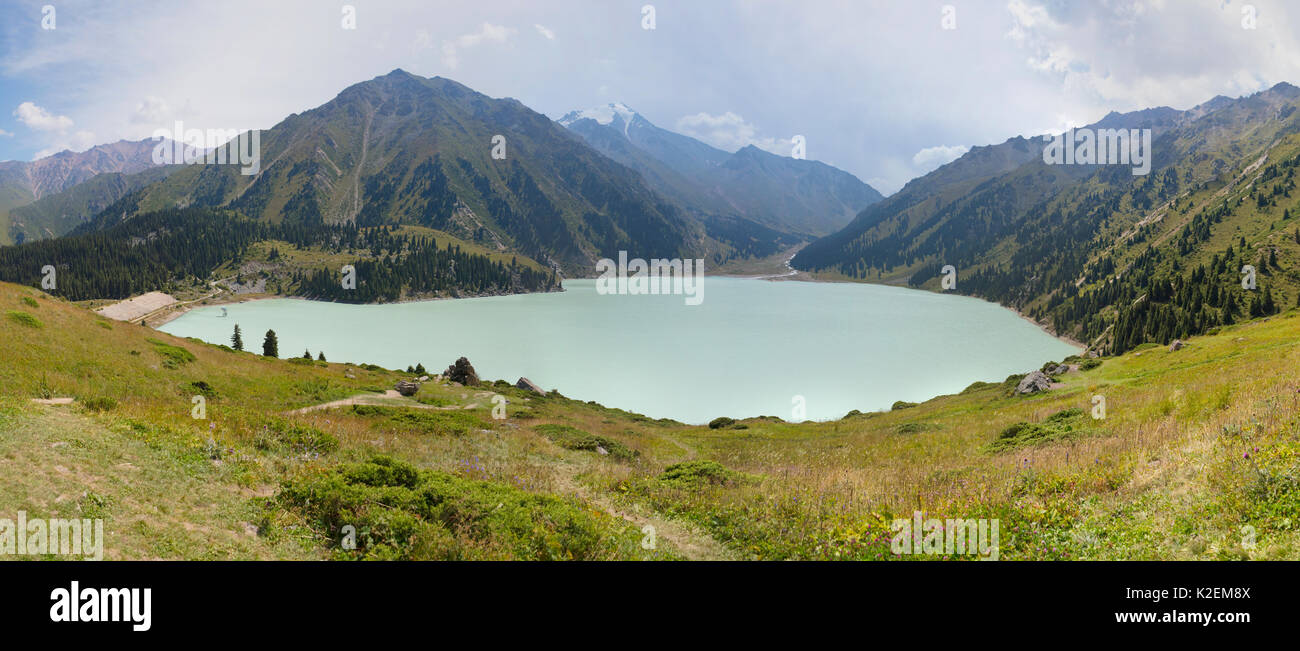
[
  {"xmin": 185, "ymin": 380, "xmax": 218, "ymax": 398},
  {"xmin": 960, "ymin": 381, "xmax": 997, "ymax": 395},
  {"xmin": 891, "ymin": 401, "xmax": 918, "ymax": 410},
  {"xmin": 534, "ymin": 424, "xmax": 638, "ymax": 461},
  {"xmin": 21, "ymin": 296, "xmax": 39, "ymax": 308},
  {"xmin": 276, "ymin": 456, "xmax": 655, "ymax": 560},
  {"xmin": 5, "ymin": 310, "xmax": 43, "ymax": 329},
  {"xmin": 254, "ymin": 418, "xmax": 338, "ymax": 455},
  {"xmin": 80, "ymin": 396, "xmax": 118, "ymax": 412},
  {"xmin": 896, "ymin": 422, "xmax": 939, "ymax": 434},
  {"xmin": 986, "ymin": 407, "xmax": 1100, "ymax": 453},
  {"xmin": 147, "ymin": 338, "xmax": 195, "ymax": 368},
  {"xmin": 1079, "ymin": 358, "xmax": 1103, "ymax": 371},
  {"xmin": 708, "ymin": 416, "xmax": 736, "ymax": 429},
  {"xmin": 657, "ymin": 460, "xmax": 751, "ymax": 487}
]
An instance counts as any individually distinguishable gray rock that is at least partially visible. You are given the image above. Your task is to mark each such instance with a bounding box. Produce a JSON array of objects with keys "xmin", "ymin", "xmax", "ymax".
[
  {"xmin": 1169, "ymin": 339, "xmax": 1184, "ymax": 352},
  {"xmin": 595, "ymin": 446, "xmax": 609, "ymax": 456},
  {"xmin": 1048, "ymin": 364, "xmax": 1069, "ymax": 376},
  {"xmin": 443, "ymin": 357, "xmax": 480, "ymax": 386},
  {"xmin": 394, "ymin": 380, "xmax": 420, "ymax": 397},
  {"xmin": 515, "ymin": 377, "xmax": 544, "ymax": 394},
  {"xmin": 1016, "ymin": 370, "xmax": 1053, "ymax": 395}
]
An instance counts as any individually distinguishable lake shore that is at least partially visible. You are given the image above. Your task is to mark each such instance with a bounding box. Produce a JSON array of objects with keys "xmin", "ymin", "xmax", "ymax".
[{"xmin": 147, "ymin": 259, "xmax": 1087, "ymax": 357}]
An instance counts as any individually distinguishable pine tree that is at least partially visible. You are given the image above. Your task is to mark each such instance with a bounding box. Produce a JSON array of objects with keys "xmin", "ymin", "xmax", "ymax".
[
  {"xmin": 262, "ymin": 330, "xmax": 279, "ymax": 358},
  {"xmin": 317, "ymin": 351, "xmax": 326, "ymax": 361},
  {"xmin": 302, "ymin": 349, "xmax": 312, "ymax": 359},
  {"xmin": 231, "ymin": 324, "xmax": 243, "ymax": 351},
  {"xmin": 415, "ymin": 363, "xmax": 426, "ymax": 374}
]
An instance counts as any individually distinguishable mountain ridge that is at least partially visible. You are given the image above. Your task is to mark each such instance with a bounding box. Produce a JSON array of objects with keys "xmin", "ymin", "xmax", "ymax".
[
  {"xmin": 559, "ymin": 101, "xmax": 883, "ymax": 236},
  {"xmin": 795, "ymin": 81, "xmax": 1300, "ymax": 354}
]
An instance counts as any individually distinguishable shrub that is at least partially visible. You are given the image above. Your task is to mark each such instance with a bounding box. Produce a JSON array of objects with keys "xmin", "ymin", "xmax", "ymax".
[
  {"xmin": 349, "ymin": 405, "xmax": 480, "ymax": 437},
  {"xmin": 185, "ymin": 380, "xmax": 218, "ymax": 398},
  {"xmin": 1079, "ymin": 358, "xmax": 1103, "ymax": 371},
  {"xmin": 254, "ymin": 418, "xmax": 339, "ymax": 455},
  {"xmin": 986, "ymin": 408, "xmax": 1100, "ymax": 453},
  {"xmin": 708, "ymin": 416, "xmax": 736, "ymax": 429},
  {"xmin": 534, "ymin": 424, "xmax": 638, "ymax": 461},
  {"xmin": 891, "ymin": 401, "xmax": 918, "ymax": 410},
  {"xmin": 658, "ymin": 460, "xmax": 750, "ymax": 487},
  {"xmin": 21, "ymin": 296, "xmax": 39, "ymax": 308},
  {"xmin": 147, "ymin": 338, "xmax": 195, "ymax": 368},
  {"xmin": 896, "ymin": 422, "xmax": 939, "ymax": 434},
  {"xmin": 276, "ymin": 456, "xmax": 651, "ymax": 560},
  {"xmin": 960, "ymin": 381, "xmax": 997, "ymax": 394},
  {"xmin": 5, "ymin": 310, "xmax": 42, "ymax": 329},
  {"xmin": 80, "ymin": 396, "xmax": 118, "ymax": 412}
]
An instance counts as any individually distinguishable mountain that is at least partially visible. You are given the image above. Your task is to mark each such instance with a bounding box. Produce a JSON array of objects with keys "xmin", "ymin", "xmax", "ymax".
[
  {"xmin": 81, "ymin": 70, "xmax": 724, "ymax": 274},
  {"xmin": 794, "ymin": 81, "xmax": 1300, "ymax": 354},
  {"xmin": 0, "ymin": 139, "xmax": 165, "ymax": 244},
  {"xmin": 559, "ymin": 103, "xmax": 883, "ymax": 236}
]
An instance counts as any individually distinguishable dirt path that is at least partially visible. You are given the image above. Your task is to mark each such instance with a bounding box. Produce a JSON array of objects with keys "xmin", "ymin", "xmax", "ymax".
[
  {"xmin": 136, "ymin": 277, "xmax": 235, "ymax": 327},
  {"xmin": 287, "ymin": 388, "xmax": 733, "ymax": 559},
  {"xmin": 285, "ymin": 389, "xmax": 490, "ymax": 415}
]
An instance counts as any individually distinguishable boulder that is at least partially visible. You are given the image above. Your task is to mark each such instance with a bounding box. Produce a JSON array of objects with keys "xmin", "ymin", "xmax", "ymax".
[
  {"xmin": 1169, "ymin": 339, "xmax": 1184, "ymax": 352},
  {"xmin": 443, "ymin": 357, "xmax": 480, "ymax": 386},
  {"xmin": 1047, "ymin": 364, "xmax": 1069, "ymax": 376},
  {"xmin": 394, "ymin": 380, "xmax": 420, "ymax": 396},
  {"xmin": 515, "ymin": 377, "xmax": 544, "ymax": 394},
  {"xmin": 1015, "ymin": 371, "xmax": 1053, "ymax": 395},
  {"xmin": 418, "ymin": 375, "xmax": 430, "ymax": 382}
]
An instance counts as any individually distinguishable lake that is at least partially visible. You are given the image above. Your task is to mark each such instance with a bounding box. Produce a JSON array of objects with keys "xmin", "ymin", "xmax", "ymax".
[{"xmin": 159, "ymin": 278, "xmax": 1079, "ymax": 424}]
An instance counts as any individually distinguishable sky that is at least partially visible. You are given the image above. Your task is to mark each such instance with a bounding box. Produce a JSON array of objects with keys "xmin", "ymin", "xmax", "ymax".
[{"xmin": 2, "ymin": 0, "xmax": 1300, "ymax": 194}]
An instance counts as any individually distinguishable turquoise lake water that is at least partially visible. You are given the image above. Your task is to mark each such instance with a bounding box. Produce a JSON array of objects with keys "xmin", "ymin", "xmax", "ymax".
[{"xmin": 159, "ymin": 278, "xmax": 1079, "ymax": 424}]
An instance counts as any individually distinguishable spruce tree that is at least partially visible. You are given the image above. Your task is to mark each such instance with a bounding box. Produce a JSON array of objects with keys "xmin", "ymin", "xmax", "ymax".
[
  {"xmin": 262, "ymin": 330, "xmax": 279, "ymax": 358},
  {"xmin": 231, "ymin": 324, "xmax": 243, "ymax": 351},
  {"xmin": 317, "ymin": 351, "xmax": 326, "ymax": 361},
  {"xmin": 302, "ymin": 349, "xmax": 312, "ymax": 359}
]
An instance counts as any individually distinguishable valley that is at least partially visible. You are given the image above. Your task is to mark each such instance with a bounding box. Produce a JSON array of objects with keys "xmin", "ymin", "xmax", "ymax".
[{"xmin": 3, "ymin": 70, "xmax": 1300, "ymax": 565}]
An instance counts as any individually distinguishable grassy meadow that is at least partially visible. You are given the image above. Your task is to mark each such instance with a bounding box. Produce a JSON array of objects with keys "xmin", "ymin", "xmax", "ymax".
[{"xmin": 2, "ymin": 279, "xmax": 1299, "ymax": 560}]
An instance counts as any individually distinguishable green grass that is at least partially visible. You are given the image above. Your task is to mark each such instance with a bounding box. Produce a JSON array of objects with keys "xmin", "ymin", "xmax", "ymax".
[{"xmin": 5, "ymin": 279, "xmax": 1300, "ymax": 560}]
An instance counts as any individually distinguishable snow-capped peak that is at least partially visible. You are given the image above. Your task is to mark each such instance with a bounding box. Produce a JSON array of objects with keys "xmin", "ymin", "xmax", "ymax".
[{"xmin": 558, "ymin": 102, "xmax": 640, "ymax": 136}]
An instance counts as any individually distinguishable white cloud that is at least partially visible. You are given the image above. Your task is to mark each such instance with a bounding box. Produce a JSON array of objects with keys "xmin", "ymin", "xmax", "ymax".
[
  {"xmin": 34, "ymin": 130, "xmax": 98, "ymax": 159},
  {"xmin": 441, "ymin": 23, "xmax": 516, "ymax": 69},
  {"xmin": 0, "ymin": 129, "xmax": 12, "ymax": 137},
  {"xmin": 912, "ymin": 144, "xmax": 969, "ymax": 171},
  {"xmin": 13, "ymin": 102, "xmax": 74, "ymax": 131},
  {"xmin": 130, "ymin": 96, "xmax": 172, "ymax": 124},
  {"xmin": 534, "ymin": 24, "xmax": 555, "ymax": 40},
  {"xmin": 674, "ymin": 111, "xmax": 790, "ymax": 155}
]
